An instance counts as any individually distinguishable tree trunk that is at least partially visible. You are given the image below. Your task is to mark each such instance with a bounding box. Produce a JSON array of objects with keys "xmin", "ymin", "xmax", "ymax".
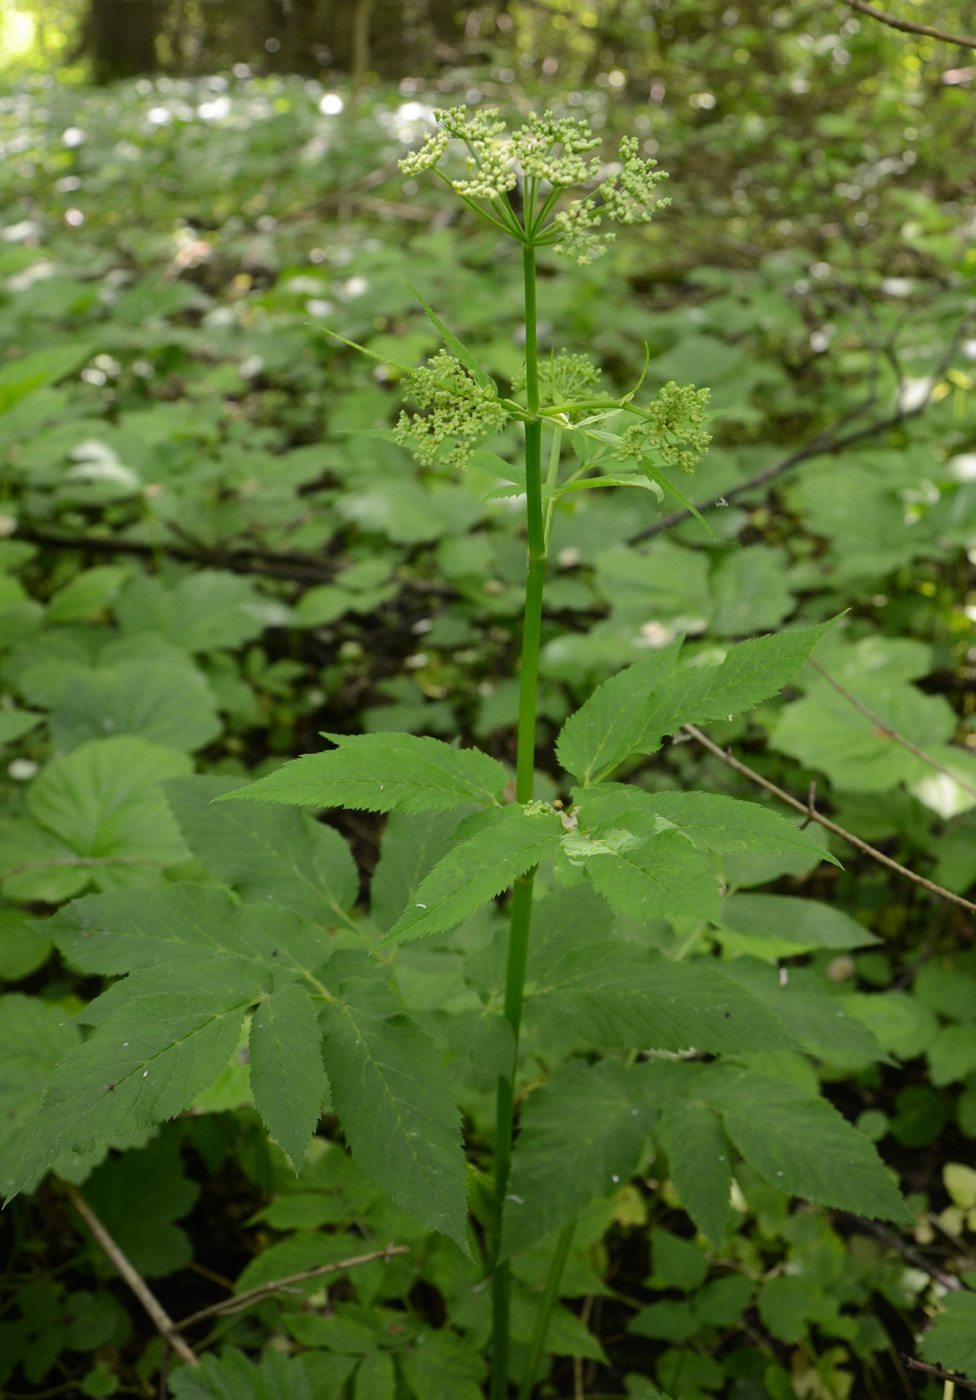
[{"xmin": 85, "ymin": 0, "xmax": 158, "ymax": 83}]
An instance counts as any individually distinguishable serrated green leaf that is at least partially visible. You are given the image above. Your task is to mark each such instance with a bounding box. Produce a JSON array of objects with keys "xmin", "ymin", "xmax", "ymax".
[
  {"xmin": 321, "ymin": 977, "xmax": 468, "ymax": 1250},
  {"xmin": 81, "ymin": 1132, "xmax": 198, "ymax": 1277},
  {"xmin": 566, "ymin": 812, "xmax": 721, "ymax": 922},
  {"xmin": 222, "ymin": 732, "xmax": 507, "ymax": 814},
  {"xmin": 633, "ymin": 620, "xmax": 838, "ymax": 755},
  {"xmin": 369, "ymin": 810, "xmax": 463, "ymax": 934},
  {"xmin": 918, "ymin": 1282, "xmax": 974, "ymax": 1372},
  {"xmin": 380, "ymin": 806, "xmax": 563, "ymax": 946},
  {"xmin": 399, "ymin": 1329, "xmax": 484, "ymax": 1400},
  {"xmin": 164, "ymin": 775, "xmax": 359, "ymax": 928},
  {"xmin": 711, "ymin": 1066, "xmax": 911, "ymax": 1223},
  {"xmin": 250, "ymin": 982, "xmax": 326, "ymax": 1171},
  {"xmin": 169, "ymin": 1346, "xmax": 314, "ymax": 1400},
  {"xmin": 355, "ymin": 1349, "xmax": 395, "ymax": 1400},
  {"xmin": 719, "ymin": 959, "xmax": 885, "ymax": 1067},
  {"xmin": 556, "ymin": 646, "xmax": 680, "ymax": 785},
  {"xmin": 641, "ymin": 1060, "xmax": 909, "ymax": 1223},
  {"xmin": 657, "ymin": 1099, "xmax": 732, "ymax": 1247},
  {"xmin": 0, "ymin": 343, "xmax": 94, "ymax": 417},
  {"xmin": 528, "ymin": 940, "xmax": 796, "ymax": 1055},
  {"xmin": 714, "ymin": 892, "xmax": 877, "ymax": 960},
  {"xmin": 42, "ymin": 883, "xmax": 332, "ymax": 983},
  {"xmin": 0, "ymin": 995, "xmax": 81, "ymax": 1198},
  {"xmin": 500, "ymin": 1059, "xmax": 654, "ymax": 1258},
  {"xmin": 580, "ymin": 787, "xmax": 838, "ymax": 866},
  {"xmin": 7, "ymin": 985, "xmax": 253, "ymax": 1200}
]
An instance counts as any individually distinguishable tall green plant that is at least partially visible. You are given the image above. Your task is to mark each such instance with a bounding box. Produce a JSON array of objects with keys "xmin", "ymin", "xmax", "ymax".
[{"xmin": 5, "ymin": 108, "xmax": 911, "ymax": 1395}]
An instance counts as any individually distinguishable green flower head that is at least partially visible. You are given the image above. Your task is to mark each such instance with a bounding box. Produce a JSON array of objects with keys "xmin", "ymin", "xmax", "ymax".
[
  {"xmin": 399, "ymin": 107, "xmax": 669, "ymax": 264},
  {"xmin": 615, "ymin": 380, "xmax": 712, "ymax": 474},
  {"xmin": 394, "ymin": 350, "xmax": 508, "ymax": 470}
]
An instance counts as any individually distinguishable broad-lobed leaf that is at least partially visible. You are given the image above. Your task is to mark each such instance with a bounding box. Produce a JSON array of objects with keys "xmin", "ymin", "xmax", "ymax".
[
  {"xmin": 0, "ymin": 736, "xmax": 192, "ymax": 903},
  {"xmin": 379, "ymin": 805, "xmax": 563, "ymax": 946},
  {"xmin": 320, "ymin": 977, "xmax": 468, "ymax": 1251},
  {"xmin": 221, "ymin": 732, "xmax": 507, "ymax": 814},
  {"xmin": 500, "ymin": 1059, "xmax": 655, "ymax": 1258}
]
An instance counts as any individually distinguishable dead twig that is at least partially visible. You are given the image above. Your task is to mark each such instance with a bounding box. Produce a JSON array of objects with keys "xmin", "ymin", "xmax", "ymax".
[
  {"xmin": 841, "ymin": 0, "xmax": 976, "ymax": 51},
  {"xmin": 902, "ymin": 1354, "xmax": 976, "ymax": 1392},
  {"xmin": 807, "ymin": 657, "xmax": 976, "ymax": 803},
  {"xmin": 62, "ymin": 1181, "xmax": 200, "ymax": 1369},
  {"xmin": 681, "ymin": 724, "xmax": 976, "ymax": 916},
  {"xmin": 173, "ymin": 1243, "xmax": 410, "ymax": 1331}
]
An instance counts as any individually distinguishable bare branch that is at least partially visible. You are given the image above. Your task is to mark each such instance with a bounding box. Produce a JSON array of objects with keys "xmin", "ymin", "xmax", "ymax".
[
  {"xmin": 841, "ymin": 0, "xmax": 976, "ymax": 51},
  {"xmin": 807, "ymin": 658, "xmax": 976, "ymax": 802},
  {"xmin": 682, "ymin": 724, "xmax": 976, "ymax": 915},
  {"xmin": 902, "ymin": 1354, "xmax": 976, "ymax": 1392},
  {"xmin": 173, "ymin": 1243, "xmax": 410, "ymax": 1331},
  {"xmin": 639, "ymin": 298, "xmax": 976, "ymax": 541},
  {"xmin": 62, "ymin": 1181, "xmax": 200, "ymax": 1369}
]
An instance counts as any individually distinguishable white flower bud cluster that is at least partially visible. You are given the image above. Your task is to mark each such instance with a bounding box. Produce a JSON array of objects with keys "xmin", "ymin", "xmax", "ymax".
[
  {"xmin": 510, "ymin": 113, "xmax": 601, "ymax": 188},
  {"xmin": 394, "ymin": 350, "xmax": 508, "ymax": 470},
  {"xmin": 399, "ymin": 128, "xmax": 448, "ymax": 175}
]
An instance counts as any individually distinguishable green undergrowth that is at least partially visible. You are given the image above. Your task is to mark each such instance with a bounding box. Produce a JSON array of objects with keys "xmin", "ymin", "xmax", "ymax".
[{"xmin": 0, "ymin": 39, "xmax": 975, "ymax": 1400}]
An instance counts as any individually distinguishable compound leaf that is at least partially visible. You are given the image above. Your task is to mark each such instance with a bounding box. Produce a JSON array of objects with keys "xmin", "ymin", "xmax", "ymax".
[
  {"xmin": 556, "ymin": 647, "xmax": 679, "ymax": 784},
  {"xmin": 500, "ymin": 1059, "xmax": 654, "ymax": 1258},
  {"xmin": 8, "ymin": 985, "xmax": 253, "ymax": 1200},
  {"xmin": 564, "ymin": 812, "xmax": 721, "ymax": 923},
  {"xmin": 581, "ymin": 787, "xmax": 838, "ymax": 866},
  {"xmin": 527, "ymin": 933, "xmax": 796, "ymax": 1055},
  {"xmin": 165, "ymin": 775, "xmax": 359, "ymax": 928},
  {"xmin": 709, "ymin": 1065, "xmax": 911, "ymax": 1223},
  {"xmin": 250, "ymin": 982, "xmax": 327, "ymax": 1173},
  {"xmin": 379, "ymin": 806, "xmax": 563, "ymax": 946},
  {"xmin": 321, "ymin": 977, "xmax": 468, "ymax": 1251},
  {"xmin": 222, "ymin": 733, "xmax": 507, "ymax": 813},
  {"xmin": 657, "ymin": 1098, "xmax": 732, "ymax": 1247}
]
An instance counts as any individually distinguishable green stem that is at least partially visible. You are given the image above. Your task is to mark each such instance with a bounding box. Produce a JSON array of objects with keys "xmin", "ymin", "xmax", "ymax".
[
  {"xmin": 518, "ymin": 1222, "xmax": 575, "ymax": 1400},
  {"xmin": 490, "ymin": 241, "xmax": 548, "ymax": 1400}
]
